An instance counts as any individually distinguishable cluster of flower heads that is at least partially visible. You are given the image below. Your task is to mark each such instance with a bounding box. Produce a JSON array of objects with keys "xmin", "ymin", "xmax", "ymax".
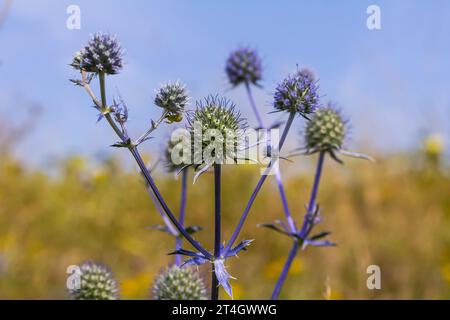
[
  {"xmin": 71, "ymin": 33, "xmax": 123, "ymax": 75},
  {"xmin": 68, "ymin": 262, "xmax": 119, "ymax": 300},
  {"xmin": 274, "ymin": 68, "xmax": 320, "ymax": 117},
  {"xmin": 152, "ymin": 265, "xmax": 207, "ymax": 300},
  {"xmin": 187, "ymin": 95, "xmax": 247, "ymax": 165},
  {"xmin": 155, "ymin": 82, "xmax": 189, "ymax": 123},
  {"xmin": 226, "ymin": 47, "xmax": 263, "ymax": 87}
]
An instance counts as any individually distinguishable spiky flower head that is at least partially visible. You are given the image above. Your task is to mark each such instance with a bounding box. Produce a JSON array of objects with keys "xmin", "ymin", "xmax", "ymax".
[
  {"xmin": 69, "ymin": 262, "xmax": 119, "ymax": 300},
  {"xmin": 188, "ymin": 95, "xmax": 246, "ymax": 165},
  {"xmin": 274, "ymin": 68, "xmax": 320, "ymax": 117},
  {"xmin": 155, "ymin": 82, "xmax": 189, "ymax": 123},
  {"xmin": 226, "ymin": 47, "xmax": 263, "ymax": 87},
  {"xmin": 152, "ymin": 266, "xmax": 207, "ymax": 300},
  {"xmin": 71, "ymin": 33, "xmax": 123, "ymax": 75},
  {"xmin": 305, "ymin": 106, "xmax": 346, "ymax": 153}
]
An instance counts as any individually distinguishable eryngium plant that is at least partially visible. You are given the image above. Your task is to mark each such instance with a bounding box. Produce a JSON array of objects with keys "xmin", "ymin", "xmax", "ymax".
[
  {"xmin": 155, "ymin": 82, "xmax": 189, "ymax": 123},
  {"xmin": 71, "ymin": 33, "xmax": 123, "ymax": 75},
  {"xmin": 225, "ymin": 47, "xmax": 262, "ymax": 87},
  {"xmin": 306, "ymin": 107, "xmax": 345, "ymax": 153},
  {"xmin": 69, "ymin": 262, "xmax": 119, "ymax": 300},
  {"xmin": 152, "ymin": 266, "xmax": 207, "ymax": 300},
  {"xmin": 273, "ymin": 68, "xmax": 320, "ymax": 118},
  {"xmin": 187, "ymin": 95, "xmax": 247, "ymax": 171}
]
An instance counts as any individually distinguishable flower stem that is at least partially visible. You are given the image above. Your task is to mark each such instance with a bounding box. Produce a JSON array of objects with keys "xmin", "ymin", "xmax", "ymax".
[
  {"xmin": 245, "ymin": 83, "xmax": 297, "ymax": 232},
  {"xmin": 271, "ymin": 151, "xmax": 326, "ymax": 300},
  {"xmin": 271, "ymin": 241, "xmax": 299, "ymax": 300},
  {"xmin": 175, "ymin": 169, "xmax": 188, "ymax": 266},
  {"xmin": 211, "ymin": 164, "xmax": 222, "ymax": 300},
  {"xmin": 97, "ymin": 72, "xmax": 211, "ymax": 259},
  {"xmin": 299, "ymin": 151, "xmax": 325, "ymax": 238},
  {"xmin": 223, "ymin": 112, "xmax": 296, "ymax": 256}
]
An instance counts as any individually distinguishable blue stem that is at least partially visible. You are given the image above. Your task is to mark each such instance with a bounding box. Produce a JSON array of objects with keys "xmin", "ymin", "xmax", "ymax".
[
  {"xmin": 245, "ymin": 83, "xmax": 297, "ymax": 232},
  {"xmin": 98, "ymin": 73, "xmax": 211, "ymax": 259},
  {"xmin": 211, "ymin": 164, "xmax": 221, "ymax": 300},
  {"xmin": 224, "ymin": 112, "xmax": 296, "ymax": 256},
  {"xmin": 271, "ymin": 152, "xmax": 326, "ymax": 300},
  {"xmin": 299, "ymin": 151, "xmax": 325, "ymax": 238},
  {"xmin": 175, "ymin": 169, "xmax": 188, "ymax": 266},
  {"xmin": 271, "ymin": 241, "xmax": 299, "ymax": 300}
]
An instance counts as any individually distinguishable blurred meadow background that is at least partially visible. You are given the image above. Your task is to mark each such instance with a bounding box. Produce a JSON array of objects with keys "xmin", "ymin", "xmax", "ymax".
[{"xmin": 1, "ymin": 0, "xmax": 450, "ymax": 299}]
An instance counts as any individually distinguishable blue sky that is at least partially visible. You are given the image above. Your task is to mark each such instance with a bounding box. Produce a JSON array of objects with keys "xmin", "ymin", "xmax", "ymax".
[{"xmin": 1, "ymin": 0, "xmax": 449, "ymax": 167}]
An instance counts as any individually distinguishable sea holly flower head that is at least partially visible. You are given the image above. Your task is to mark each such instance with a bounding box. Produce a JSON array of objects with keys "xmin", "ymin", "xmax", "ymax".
[
  {"xmin": 306, "ymin": 106, "xmax": 346, "ymax": 154},
  {"xmin": 226, "ymin": 47, "xmax": 263, "ymax": 87},
  {"xmin": 274, "ymin": 68, "xmax": 320, "ymax": 117},
  {"xmin": 69, "ymin": 262, "xmax": 119, "ymax": 300},
  {"xmin": 187, "ymin": 95, "xmax": 247, "ymax": 176},
  {"xmin": 152, "ymin": 265, "xmax": 207, "ymax": 300},
  {"xmin": 155, "ymin": 82, "xmax": 189, "ymax": 123},
  {"xmin": 291, "ymin": 104, "xmax": 374, "ymax": 163},
  {"xmin": 71, "ymin": 33, "xmax": 123, "ymax": 75}
]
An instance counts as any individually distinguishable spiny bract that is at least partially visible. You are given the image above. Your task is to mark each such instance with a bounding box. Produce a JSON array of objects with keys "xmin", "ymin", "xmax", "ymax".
[
  {"xmin": 152, "ymin": 265, "xmax": 207, "ymax": 300},
  {"xmin": 71, "ymin": 33, "xmax": 123, "ymax": 75},
  {"xmin": 305, "ymin": 107, "xmax": 346, "ymax": 153},
  {"xmin": 69, "ymin": 262, "xmax": 119, "ymax": 300},
  {"xmin": 226, "ymin": 47, "xmax": 263, "ymax": 87},
  {"xmin": 274, "ymin": 68, "xmax": 320, "ymax": 116},
  {"xmin": 155, "ymin": 82, "xmax": 189, "ymax": 123}
]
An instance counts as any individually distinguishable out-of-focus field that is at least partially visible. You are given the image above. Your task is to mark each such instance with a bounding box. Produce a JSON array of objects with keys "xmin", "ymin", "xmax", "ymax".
[{"xmin": 0, "ymin": 146, "xmax": 449, "ymax": 299}]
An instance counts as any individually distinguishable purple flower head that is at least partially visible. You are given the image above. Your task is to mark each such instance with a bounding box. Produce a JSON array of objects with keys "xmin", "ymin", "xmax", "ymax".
[
  {"xmin": 273, "ymin": 68, "xmax": 320, "ymax": 117},
  {"xmin": 226, "ymin": 47, "xmax": 263, "ymax": 87},
  {"xmin": 155, "ymin": 81, "xmax": 189, "ymax": 123},
  {"xmin": 71, "ymin": 33, "xmax": 123, "ymax": 75}
]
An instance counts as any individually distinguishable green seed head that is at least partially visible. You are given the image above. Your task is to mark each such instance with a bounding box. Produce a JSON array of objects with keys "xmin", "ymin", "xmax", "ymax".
[
  {"xmin": 69, "ymin": 262, "xmax": 119, "ymax": 300},
  {"xmin": 152, "ymin": 265, "xmax": 207, "ymax": 300},
  {"xmin": 188, "ymin": 95, "xmax": 246, "ymax": 164},
  {"xmin": 306, "ymin": 107, "xmax": 346, "ymax": 152}
]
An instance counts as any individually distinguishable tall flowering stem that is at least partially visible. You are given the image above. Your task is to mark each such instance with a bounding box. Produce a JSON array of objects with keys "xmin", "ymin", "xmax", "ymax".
[
  {"xmin": 211, "ymin": 164, "xmax": 222, "ymax": 300},
  {"xmin": 175, "ymin": 169, "xmax": 188, "ymax": 266},
  {"xmin": 271, "ymin": 151, "xmax": 325, "ymax": 300},
  {"xmin": 223, "ymin": 112, "xmax": 296, "ymax": 256},
  {"xmin": 95, "ymin": 72, "xmax": 211, "ymax": 260},
  {"xmin": 245, "ymin": 83, "xmax": 297, "ymax": 232}
]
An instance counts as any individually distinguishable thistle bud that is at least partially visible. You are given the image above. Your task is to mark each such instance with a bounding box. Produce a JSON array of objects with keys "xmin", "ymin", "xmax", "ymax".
[
  {"xmin": 305, "ymin": 106, "xmax": 346, "ymax": 153},
  {"xmin": 71, "ymin": 33, "xmax": 123, "ymax": 75},
  {"xmin": 152, "ymin": 266, "xmax": 207, "ymax": 300},
  {"xmin": 69, "ymin": 262, "xmax": 119, "ymax": 300},
  {"xmin": 155, "ymin": 82, "xmax": 189, "ymax": 123},
  {"xmin": 226, "ymin": 47, "xmax": 263, "ymax": 87},
  {"xmin": 274, "ymin": 68, "xmax": 320, "ymax": 116}
]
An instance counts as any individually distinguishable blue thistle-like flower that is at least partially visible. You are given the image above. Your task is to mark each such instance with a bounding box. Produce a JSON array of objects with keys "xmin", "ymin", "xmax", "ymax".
[
  {"xmin": 152, "ymin": 265, "xmax": 207, "ymax": 300},
  {"xmin": 273, "ymin": 68, "xmax": 320, "ymax": 117},
  {"xmin": 155, "ymin": 82, "xmax": 189, "ymax": 123},
  {"xmin": 226, "ymin": 47, "xmax": 263, "ymax": 87},
  {"xmin": 71, "ymin": 33, "xmax": 123, "ymax": 75},
  {"xmin": 69, "ymin": 262, "xmax": 119, "ymax": 300},
  {"xmin": 187, "ymin": 95, "xmax": 247, "ymax": 171}
]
